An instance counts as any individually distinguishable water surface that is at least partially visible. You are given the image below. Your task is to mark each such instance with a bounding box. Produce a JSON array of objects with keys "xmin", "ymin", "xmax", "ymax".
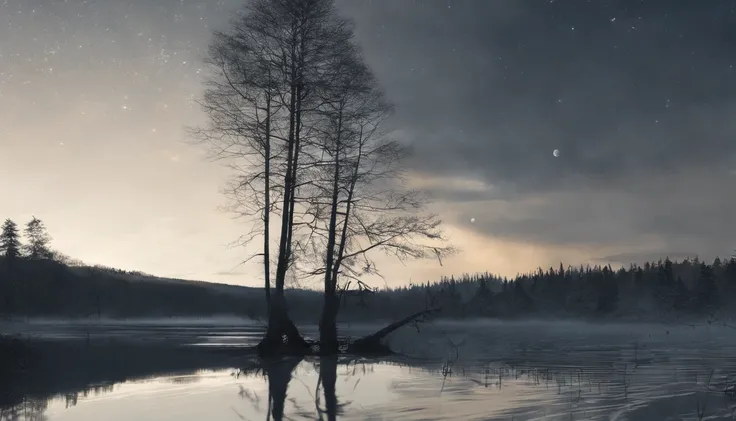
[{"xmin": 4, "ymin": 319, "xmax": 736, "ymax": 420}]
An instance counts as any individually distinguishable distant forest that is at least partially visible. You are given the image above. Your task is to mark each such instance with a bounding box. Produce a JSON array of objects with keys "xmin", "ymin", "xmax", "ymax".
[
  {"xmin": 1, "ymin": 216, "xmax": 735, "ymax": 323},
  {"xmin": 0, "ymin": 217, "xmax": 291, "ymax": 320}
]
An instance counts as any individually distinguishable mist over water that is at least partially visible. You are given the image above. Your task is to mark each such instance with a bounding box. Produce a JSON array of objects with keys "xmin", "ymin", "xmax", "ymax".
[
  {"xmin": 1, "ymin": 316, "xmax": 263, "ymax": 329},
  {"xmin": 4, "ymin": 319, "xmax": 736, "ymax": 420}
]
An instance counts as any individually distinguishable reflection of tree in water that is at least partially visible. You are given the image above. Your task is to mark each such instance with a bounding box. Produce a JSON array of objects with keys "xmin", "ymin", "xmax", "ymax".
[
  {"xmin": 64, "ymin": 393, "xmax": 77, "ymax": 409},
  {"xmin": 10, "ymin": 347, "xmax": 736, "ymax": 421},
  {"xmin": 1, "ymin": 381, "xmax": 116, "ymax": 420},
  {"xmin": 316, "ymin": 357, "xmax": 339, "ymax": 421},
  {"xmin": 265, "ymin": 358, "xmax": 301, "ymax": 421},
  {"xmin": 235, "ymin": 357, "xmax": 349, "ymax": 421},
  {"xmin": 233, "ymin": 358, "xmax": 302, "ymax": 421},
  {"xmin": 0, "ymin": 397, "xmax": 48, "ymax": 421},
  {"xmin": 166, "ymin": 375, "xmax": 203, "ymax": 385},
  {"xmin": 63, "ymin": 383, "xmax": 115, "ymax": 409},
  {"xmin": 247, "ymin": 354, "xmax": 736, "ymax": 421}
]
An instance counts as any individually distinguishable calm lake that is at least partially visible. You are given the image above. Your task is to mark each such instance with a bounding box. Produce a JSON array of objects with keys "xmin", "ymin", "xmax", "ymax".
[{"xmin": 3, "ymin": 318, "xmax": 736, "ymax": 420}]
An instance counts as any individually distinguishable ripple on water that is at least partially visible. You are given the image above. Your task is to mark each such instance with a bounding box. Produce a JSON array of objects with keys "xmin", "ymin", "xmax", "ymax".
[{"xmin": 5, "ymin": 321, "xmax": 736, "ymax": 420}]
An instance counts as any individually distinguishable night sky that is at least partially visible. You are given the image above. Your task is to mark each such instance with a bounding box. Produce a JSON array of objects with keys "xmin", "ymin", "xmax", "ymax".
[{"xmin": 2, "ymin": 0, "xmax": 735, "ymax": 286}]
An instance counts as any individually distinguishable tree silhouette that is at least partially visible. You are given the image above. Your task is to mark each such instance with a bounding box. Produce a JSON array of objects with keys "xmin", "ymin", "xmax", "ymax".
[
  {"xmin": 193, "ymin": 0, "xmax": 450, "ymax": 355},
  {"xmin": 193, "ymin": 0, "xmax": 358, "ymax": 354},
  {"xmin": 0, "ymin": 219, "xmax": 21, "ymax": 260},
  {"xmin": 696, "ymin": 262, "xmax": 717, "ymax": 313},
  {"xmin": 318, "ymin": 357, "xmax": 339, "ymax": 421},
  {"xmin": 263, "ymin": 358, "xmax": 302, "ymax": 421},
  {"xmin": 301, "ymin": 45, "xmax": 451, "ymax": 353},
  {"xmin": 23, "ymin": 217, "xmax": 52, "ymax": 260},
  {"xmin": 0, "ymin": 219, "xmax": 21, "ymax": 316}
]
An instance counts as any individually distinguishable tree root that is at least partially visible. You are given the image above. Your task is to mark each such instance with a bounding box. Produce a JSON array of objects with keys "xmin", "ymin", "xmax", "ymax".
[
  {"xmin": 256, "ymin": 316, "xmax": 311, "ymax": 357},
  {"xmin": 254, "ymin": 308, "xmax": 440, "ymax": 358}
]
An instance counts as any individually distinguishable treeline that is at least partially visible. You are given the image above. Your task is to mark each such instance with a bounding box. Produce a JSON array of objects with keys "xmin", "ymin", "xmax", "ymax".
[
  {"xmin": 3, "ymin": 217, "xmax": 735, "ymax": 323},
  {"xmin": 0, "ymin": 217, "xmax": 318, "ymax": 320},
  {"xmin": 337, "ymin": 257, "xmax": 736, "ymax": 323},
  {"xmin": 2, "ymin": 250, "xmax": 734, "ymax": 323},
  {"xmin": 0, "ymin": 256, "xmax": 274, "ymax": 319}
]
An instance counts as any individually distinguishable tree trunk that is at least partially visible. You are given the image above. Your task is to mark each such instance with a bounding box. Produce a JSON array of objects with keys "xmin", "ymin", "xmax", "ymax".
[
  {"xmin": 259, "ymin": 294, "xmax": 309, "ymax": 356},
  {"xmin": 263, "ymin": 91, "xmax": 272, "ymax": 313},
  {"xmin": 318, "ymin": 293, "xmax": 340, "ymax": 355},
  {"xmin": 273, "ymin": 82, "xmax": 297, "ymax": 297},
  {"xmin": 319, "ymin": 107, "xmax": 343, "ymax": 355},
  {"xmin": 284, "ymin": 81, "xmax": 302, "ymax": 264},
  {"xmin": 261, "ymin": 41, "xmax": 306, "ymax": 356}
]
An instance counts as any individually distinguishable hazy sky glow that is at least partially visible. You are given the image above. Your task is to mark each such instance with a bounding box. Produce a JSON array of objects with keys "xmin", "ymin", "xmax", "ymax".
[{"xmin": 2, "ymin": 0, "xmax": 736, "ymax": 287}]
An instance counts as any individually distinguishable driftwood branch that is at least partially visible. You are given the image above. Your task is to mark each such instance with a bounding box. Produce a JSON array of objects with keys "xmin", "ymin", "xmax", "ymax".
[{"xmin": 347, "ymin": 308, "xmax": 441, "ymax": 354}]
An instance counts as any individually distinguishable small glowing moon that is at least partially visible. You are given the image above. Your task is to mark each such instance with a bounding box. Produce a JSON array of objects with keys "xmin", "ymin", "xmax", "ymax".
[
  {"xmin": 470, "ymin": 217, "xmax": 476, "ymax": 223},
  {"xmin": 553, "ymin": 149, "xmax": 560, "ymax": 157}
]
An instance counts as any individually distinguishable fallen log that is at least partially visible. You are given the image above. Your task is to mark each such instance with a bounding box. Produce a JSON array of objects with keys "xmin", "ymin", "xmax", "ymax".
[{"xmin": 347, "ymin": 308, "xmax": 441, "ymax": 354}]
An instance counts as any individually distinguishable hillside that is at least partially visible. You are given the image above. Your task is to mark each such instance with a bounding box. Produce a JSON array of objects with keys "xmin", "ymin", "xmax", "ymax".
[
  {"xmin": 0, "ymin": 257, "xmax": 321, "ymax": 321},
  {"xmin": 65, "ymin": 265, "xmax": 258, "ymax": 297}
]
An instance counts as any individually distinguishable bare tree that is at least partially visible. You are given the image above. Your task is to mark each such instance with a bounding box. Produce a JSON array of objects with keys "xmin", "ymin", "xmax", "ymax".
[
  {"xmin": 191, "ymin": 0, "xmax": 358, "ymax": 354},
  {"xmin": 299, "ymin": 50, "xmax": 453, "ymax": 353},
  {"xmin": 193, "ymin": 0, "xmax": 451, "ymax": 355}
]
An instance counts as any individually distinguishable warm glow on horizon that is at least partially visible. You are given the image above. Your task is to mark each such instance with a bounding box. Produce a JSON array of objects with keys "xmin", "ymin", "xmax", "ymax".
[{"xmin": 2, "ymin": 0, "xmax": 733, "ymax": 287}]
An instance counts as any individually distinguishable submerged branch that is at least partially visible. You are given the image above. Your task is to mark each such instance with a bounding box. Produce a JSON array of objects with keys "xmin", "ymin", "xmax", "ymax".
[{"xmin": 347, "ymin": 308, "xmax": 441, "ymax": 354}]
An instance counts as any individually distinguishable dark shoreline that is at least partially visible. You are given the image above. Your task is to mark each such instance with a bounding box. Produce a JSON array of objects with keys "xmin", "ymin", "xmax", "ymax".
[{"xmin": 0, "ymin": 334, "xmax": 250, "ymax": 410}]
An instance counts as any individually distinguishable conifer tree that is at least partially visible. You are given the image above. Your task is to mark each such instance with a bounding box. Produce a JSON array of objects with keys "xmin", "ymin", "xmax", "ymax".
[
  {"xmin": 0, "ymin": 219, "xmax": 21, "ymax": 260},
  {"xmin": 24, "ymin": 216, "xmax": 52, "ymax": 260}
]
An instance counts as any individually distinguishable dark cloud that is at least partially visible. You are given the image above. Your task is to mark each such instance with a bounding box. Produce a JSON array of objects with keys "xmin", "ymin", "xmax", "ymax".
[
  {"xmin": 2, "ymin": 0, "xmax": 735, "ymax": 280},
  {"xmin": 449, "ymin": 170, "xmax": 736, "ymax": 258},
  {"xmin": 343, "ymin": 0, "xmax": 736, "ymax": 188},
  {"xmin": 338, "ymin": 0, "xmax": 736, "ymax": 259}
]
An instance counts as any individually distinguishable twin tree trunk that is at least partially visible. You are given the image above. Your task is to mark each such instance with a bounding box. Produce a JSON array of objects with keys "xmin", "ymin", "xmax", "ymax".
[{"xmin": 197, "ymin": 0, "xmax": 449, "ymax": 357}]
